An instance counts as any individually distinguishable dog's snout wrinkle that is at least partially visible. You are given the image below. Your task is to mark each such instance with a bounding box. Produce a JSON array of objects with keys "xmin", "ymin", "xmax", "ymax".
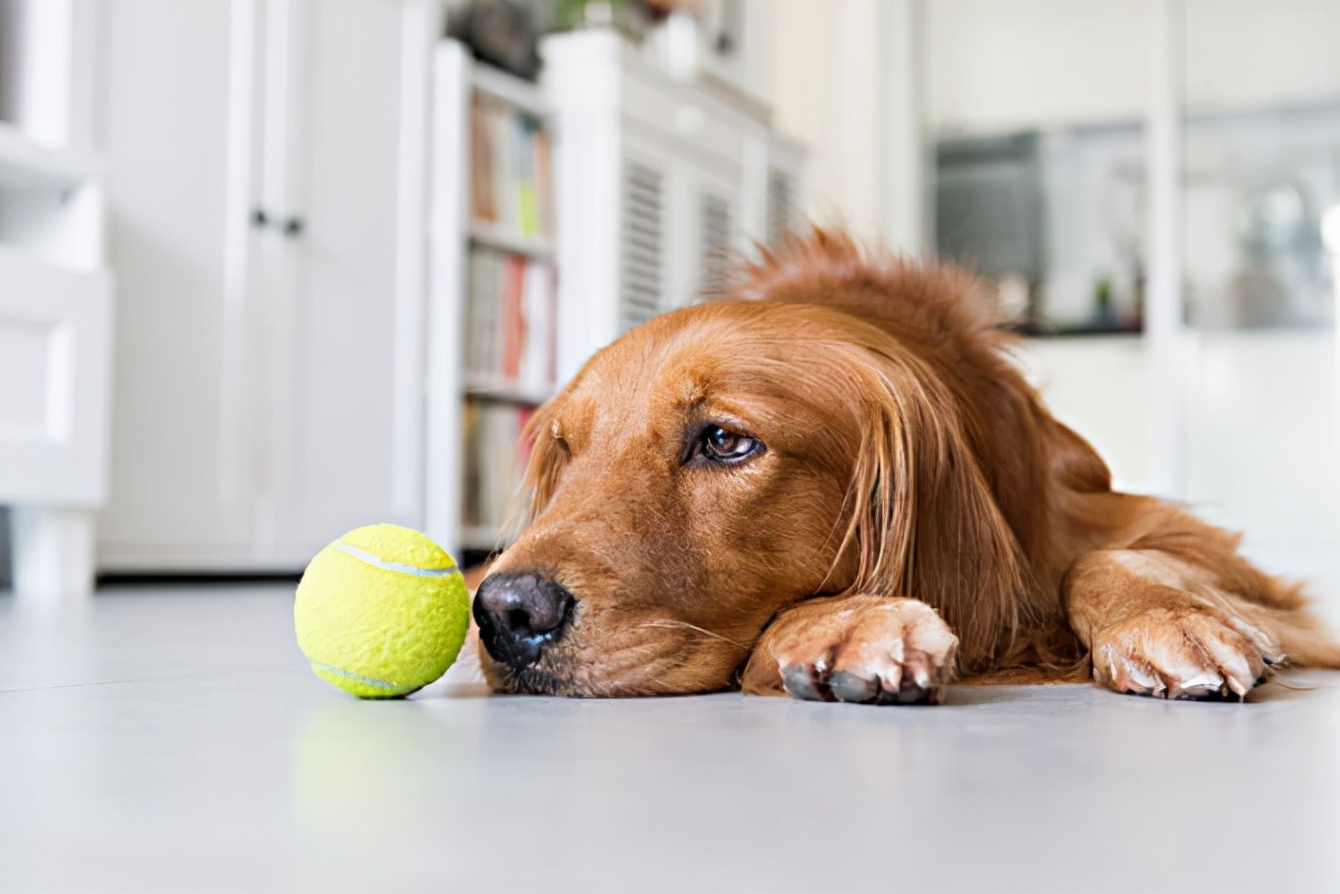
[{"xmin": 473, "ymin": 573, "xmax": 576, "ymax": 669}]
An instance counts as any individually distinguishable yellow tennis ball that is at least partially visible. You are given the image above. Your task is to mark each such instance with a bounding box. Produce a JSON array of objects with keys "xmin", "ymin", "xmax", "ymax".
[{"xmin": 295, "ymin": 524, "xmax": 470, "ymax": 699}]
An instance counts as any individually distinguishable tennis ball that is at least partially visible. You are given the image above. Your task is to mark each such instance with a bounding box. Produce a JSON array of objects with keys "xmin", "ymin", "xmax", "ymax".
[{"xmin": 295, "ymin": 524, "xmax": 470, "ymax": 699}]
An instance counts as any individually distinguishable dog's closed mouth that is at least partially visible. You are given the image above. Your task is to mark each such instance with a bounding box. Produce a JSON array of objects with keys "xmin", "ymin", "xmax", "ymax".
[{"xmin": 496, "ymin": 665, "xmax": 571, "ymax": 696}]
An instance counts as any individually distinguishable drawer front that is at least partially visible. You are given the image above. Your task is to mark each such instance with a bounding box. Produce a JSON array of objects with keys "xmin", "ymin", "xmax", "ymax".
[{"xmin": 0, "ymin": 250, "xmax": 114, "ymax": 505}]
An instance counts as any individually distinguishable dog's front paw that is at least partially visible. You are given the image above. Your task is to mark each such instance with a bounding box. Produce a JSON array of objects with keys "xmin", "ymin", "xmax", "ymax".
[
  {"xmin": 744, "ymin": 595, "xmax": 959, "ymax": 705},
  {"xmin": 1091, "ymin": 607, "xmax": 1283, "ymax": 701}
]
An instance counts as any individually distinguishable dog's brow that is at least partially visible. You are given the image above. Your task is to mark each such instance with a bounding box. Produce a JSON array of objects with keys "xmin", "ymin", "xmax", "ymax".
[{"xmin": 677, "ymin": 379, "xmax": 708, "ymax": 407}]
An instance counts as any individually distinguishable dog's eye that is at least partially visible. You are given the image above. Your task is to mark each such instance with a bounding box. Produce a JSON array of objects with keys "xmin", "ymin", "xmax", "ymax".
[{"xmin": 697, "ymin": 425, "xmax": 763, "ymax": 465}]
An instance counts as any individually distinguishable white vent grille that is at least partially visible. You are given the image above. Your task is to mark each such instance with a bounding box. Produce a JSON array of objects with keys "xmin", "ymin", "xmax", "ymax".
[
  {"xmin": 767, "ymin": 168, "xmax": 795, "ymax": 247},
  {"xmin": 698, "ymin": 192, "xmax": 732, "ymax": 298},
  {"xmin": 620, "ymin": 162, "xmax": 664, "ymax": 332}
]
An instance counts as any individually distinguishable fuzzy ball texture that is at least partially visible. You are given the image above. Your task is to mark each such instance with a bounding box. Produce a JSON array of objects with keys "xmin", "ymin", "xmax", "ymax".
[{"xmin": 295, "ymin": 524, "xmax": 470, "ymax": 698}]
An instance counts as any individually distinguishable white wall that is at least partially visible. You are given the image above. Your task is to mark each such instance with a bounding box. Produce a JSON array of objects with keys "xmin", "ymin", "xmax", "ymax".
[
  {"xmin": 763, "ymin": 0, "xmax": 884, "ymax": 240},
  {"xmin": 1185, "ymin": 0, "xmax": 1340, "ymax": 114},
  {"xmin": 922, "ymin": 0, "xmax": 1151, "ymax": 137},
  {"xmin": 920, "ymin": 0, "xmax": 1340, "ymax": 138}
]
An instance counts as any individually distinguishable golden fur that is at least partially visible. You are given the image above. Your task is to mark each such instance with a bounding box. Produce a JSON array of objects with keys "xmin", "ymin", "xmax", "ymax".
[{"xmin": 477, "ymin": 229, "xmax": 1340, "ymax": 702}]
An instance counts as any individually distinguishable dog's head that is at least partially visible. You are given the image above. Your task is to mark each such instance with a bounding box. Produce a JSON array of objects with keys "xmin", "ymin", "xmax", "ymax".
[{"xmin": 474, "ymin": 234, "xmax": 1039, "ymax": 696}]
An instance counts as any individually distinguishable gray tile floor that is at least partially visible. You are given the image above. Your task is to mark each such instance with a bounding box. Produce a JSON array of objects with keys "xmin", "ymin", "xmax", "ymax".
[{"xmin": 2, "ymin": 585, "xmax": 1339, "ymax": 894}]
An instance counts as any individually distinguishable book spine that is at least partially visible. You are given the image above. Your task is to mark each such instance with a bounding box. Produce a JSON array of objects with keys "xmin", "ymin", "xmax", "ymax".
[
  {"xmin": 501, "ymin": 254, "xmax": 525, "ymax": 380},
  {"xmin": 533, "ymin": 128, "xmax": 553, "ymax": 240}
]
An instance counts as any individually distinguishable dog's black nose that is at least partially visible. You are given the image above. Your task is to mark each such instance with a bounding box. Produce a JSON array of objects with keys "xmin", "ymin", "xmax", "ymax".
[{"xmin": 473, "ymin": 573, "xmax": 575, "ymax": 668}]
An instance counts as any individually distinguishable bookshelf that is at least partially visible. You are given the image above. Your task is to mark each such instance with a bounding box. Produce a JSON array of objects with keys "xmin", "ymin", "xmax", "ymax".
[
  {"xmin": 468, "ymin": 220, "xmax": 556, "ymax": 261},
  {"xmin": 427, "ymin": 33, "xmax": 805, "ymax": 562},
  {"xmin": 427, "ymin": 41, "xmax": 558, "ymax": 560}
]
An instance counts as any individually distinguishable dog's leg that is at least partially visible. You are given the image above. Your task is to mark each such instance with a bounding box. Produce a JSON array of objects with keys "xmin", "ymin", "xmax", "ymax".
[
  {"xmin": 1063, "ymin": 549, "xmax": 1296, "ymax": 700},
  {"xmin": 741, "ymin": 595, "xmax": 959, "ymax": 705}
]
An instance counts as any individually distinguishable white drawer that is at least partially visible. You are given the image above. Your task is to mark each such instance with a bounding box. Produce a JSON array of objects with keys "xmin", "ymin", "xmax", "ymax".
[{"xmin": 0, "ymin": 247, "xmax": 114, "ymax": 505}]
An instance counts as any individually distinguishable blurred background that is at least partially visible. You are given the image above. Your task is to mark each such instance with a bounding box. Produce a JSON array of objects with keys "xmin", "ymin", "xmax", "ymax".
[{"xmin": 1, "ymin": 0, "xmax": 1337, "ymax": 625}]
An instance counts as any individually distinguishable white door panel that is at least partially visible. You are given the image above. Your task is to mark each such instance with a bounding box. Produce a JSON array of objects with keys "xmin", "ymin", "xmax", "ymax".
[
  {"xmin": 98, "ymin": 0, "xmax": 254, "ymax": 560},
  {"xmin": 98, "ymin": 0, "xmax": 421, "ymax": 571},
  {"xmin": 265, "ymin": 0, "xmax": 416, "ymax": 561}
]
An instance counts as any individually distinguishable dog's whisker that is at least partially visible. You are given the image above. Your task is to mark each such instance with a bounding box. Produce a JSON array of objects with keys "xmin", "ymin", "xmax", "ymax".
[{"xmin": 637, "ymin": 620, "xmax": 748, "ymax": 651}]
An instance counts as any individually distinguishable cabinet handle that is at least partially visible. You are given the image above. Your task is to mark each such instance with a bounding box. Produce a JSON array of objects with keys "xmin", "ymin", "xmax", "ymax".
[{"xmin": 251, "ymin": 208, "xmax": 304, "ymax": 237}]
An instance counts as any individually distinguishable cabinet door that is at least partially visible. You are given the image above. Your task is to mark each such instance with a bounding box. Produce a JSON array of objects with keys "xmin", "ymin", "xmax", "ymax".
[
  {"xmin": 618, "ymin": 129, "xmax": 745, "ymax": 321},
  {"xmin": 619, "ymin": 134, "xmax": 744, "ymax": 319},
  {"xmin": 97, "ymin": 1, "xmax": 258, "ymax": 570},
  {"xmin": 617, "ymin": 138, "xmax": 675, "ymax": 333},
  {"xmin": 687, "ymin": 164, "xmax": 744, "ymax": 305},
  {"xmin": 99, "ymin": 1, "xmax": 429, "ymax": 571},
  {"xmin": 257, "ymin": 0, "xmax": 426, "ymax": 562},
  {"xmin": 764, "ymin": 139, "xmax": 805, "ymax": 248}
]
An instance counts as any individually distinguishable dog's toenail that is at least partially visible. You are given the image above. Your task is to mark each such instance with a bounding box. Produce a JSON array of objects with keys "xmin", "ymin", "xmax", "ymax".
[
  {"xmin": 782, "ymin": 666, "xmax": 826, "ymax": 701},
  {"xmin": 829, "ymin": 671, "xmax": 876, "ymax": 703},
  {"xmin": 883, "ymin": 682, "xmax": 933, "ymax": 705}
]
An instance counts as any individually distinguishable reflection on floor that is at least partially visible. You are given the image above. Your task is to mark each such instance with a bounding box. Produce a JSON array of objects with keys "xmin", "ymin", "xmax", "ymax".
[{"xmin": 2, "ymin": 585, "xmax": 1338, "ymax": 893}]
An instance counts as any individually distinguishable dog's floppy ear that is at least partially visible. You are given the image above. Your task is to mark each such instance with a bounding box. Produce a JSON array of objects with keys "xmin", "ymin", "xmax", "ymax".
[
  {"xmin": 835, "ymin": 345, "xmax": 1030, "ymax": 671},
  {"xmin": 504, "ymin": 399, "xmax": 567, "ymax": 540}
]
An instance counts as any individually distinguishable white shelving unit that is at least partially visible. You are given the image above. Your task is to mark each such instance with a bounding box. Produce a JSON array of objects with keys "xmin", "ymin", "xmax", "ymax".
[
  {"xmin": 426, "ymin": 41, "xmax": 558, "ymax": 558},
  {"xmin": 464, "ymin": 373, "xmax": 556, "ymax": 408},
  {"xmin": 467, "ymin": 221, "xmax": 556, "ymax": 262},
  {"xmin": 0, "ymin": 122, "xmax": 99, "ymax": 189},
  {"xmin": 0, "ymin": 3, "xmax": 113, "ymax": 597},
  {"xmin": 0, "ymin": 1, "xmax": 114, "ymax": 597}
]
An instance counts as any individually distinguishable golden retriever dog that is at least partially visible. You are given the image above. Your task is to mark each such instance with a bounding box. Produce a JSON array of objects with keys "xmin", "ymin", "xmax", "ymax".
[{"xmin": 472, "ymin": 229, "xmax": 1340, "ymax": 704}]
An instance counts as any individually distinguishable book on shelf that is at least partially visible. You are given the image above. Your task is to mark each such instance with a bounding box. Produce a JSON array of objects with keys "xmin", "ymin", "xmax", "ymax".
[
  {"xmin": 461, "ymin": 400, "xmax": 536, "ymax": 536},
  {"xmin": 469, "ymin": 94, "xmax": 553, "ymax": 242},
  {"xmin": 465, "ymin": 246, "xmax": 557, "ymax": 395}
]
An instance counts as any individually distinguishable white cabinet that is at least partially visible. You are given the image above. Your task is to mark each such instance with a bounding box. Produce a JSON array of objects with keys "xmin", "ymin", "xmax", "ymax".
[
  {"xmin": 97, "ymin": 1, "xmax": 440, "ymax": 572},
  {"xmin": 0, "ymin": 0, "xmax": 113, "ymax": 598},
  {"xmin": 540, "ymin": 30, "xmax": 804, "ymax": 383},
  {"xmin": 0, "ymin": 245, "xmax": 114, "ymax": 596}
]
